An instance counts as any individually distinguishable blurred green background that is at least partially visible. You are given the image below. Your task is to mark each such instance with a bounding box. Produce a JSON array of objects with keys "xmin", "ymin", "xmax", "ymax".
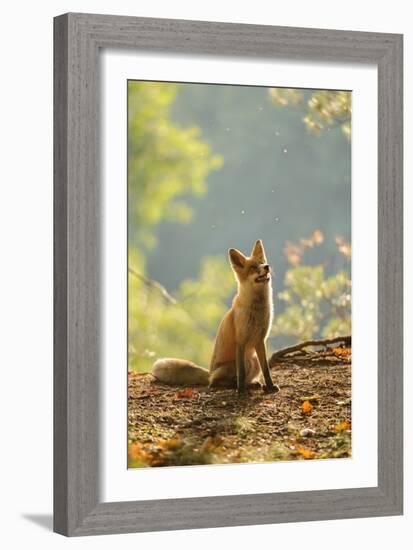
[{"xmin": 128, "ymin": 81, "xmax": 351, "ymax": 373}]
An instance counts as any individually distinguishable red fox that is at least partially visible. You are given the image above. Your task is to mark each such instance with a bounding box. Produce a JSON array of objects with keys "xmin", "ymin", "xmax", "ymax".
[{"xmin": 152, "ymin": 240, "xmax": 279, "ymax": 394}]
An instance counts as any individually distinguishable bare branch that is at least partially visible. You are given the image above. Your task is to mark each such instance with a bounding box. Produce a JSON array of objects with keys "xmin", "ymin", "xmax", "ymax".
[
  {"xmin": 128, "ymin": 267, "xmax": 177, "ymax": 304},
  {"xmin": 270, "ymin": 335, "xmax": 351, "ymax": 363},
  {"xmin": 128, "ymin": 267, "xmax": 212, "ymax": 336}
]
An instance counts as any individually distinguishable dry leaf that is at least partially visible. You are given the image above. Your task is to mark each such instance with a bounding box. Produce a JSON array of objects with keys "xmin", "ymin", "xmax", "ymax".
[
  {"xmin": 175, "ymin": 388, "xmax": 197, "ymax": 399},
  {"xmin": 301, "ymin": 400, "xmax": 313, "ymax": 414},
  {"xmin": 158, "ymin": 438, "xmax": 182, "ymax": 450},
  {"xmin": 296, "ymin": 445, "xmax": 316, "ymax": 459},
  {"xmin": 299, "ymin": 394, "xmax": 320, "ymax": 402},
  {"xmin": 335, "ymin": 420, "xmax": 351, "ymax": 432},
  {"xmin": 332, "ymin": 347, "xmax": 351, "ymax": 359},
  {"xmin": 128, "ymin": 443, "xmax": 151, "ymax": 464}
]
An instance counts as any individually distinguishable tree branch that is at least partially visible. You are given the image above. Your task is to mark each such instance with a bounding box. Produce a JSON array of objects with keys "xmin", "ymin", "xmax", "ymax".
[
  {"xmin": 128, "ymin": 267, "xmax": 212, "ymax": 336},
  {"xmin": 128, "ymin": 267, "xmax": 177, "ymax": 304},
  {"xmin": 270, "ymin": 335, "xmax": 351, "ymax": 363}
]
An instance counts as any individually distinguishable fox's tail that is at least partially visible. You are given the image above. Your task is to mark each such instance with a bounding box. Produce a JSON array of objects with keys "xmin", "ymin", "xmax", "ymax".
[{"xmin": 152, "ymin": 358, "xmax": 209, "ymax": 386}]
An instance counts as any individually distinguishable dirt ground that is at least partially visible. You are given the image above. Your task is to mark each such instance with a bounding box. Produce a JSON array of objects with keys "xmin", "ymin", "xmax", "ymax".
[{"xmin": 128, "ymin": 351, "xmax": 351, "ymax": 468}]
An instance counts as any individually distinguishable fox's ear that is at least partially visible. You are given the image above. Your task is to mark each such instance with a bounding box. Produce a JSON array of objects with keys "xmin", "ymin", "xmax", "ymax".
[
  {"xmin": 229, "ymin": 248, "xmax": 247, "ymax": 269},
  {"xmin": 251, "ymin": 240, "xmax": 267, "ymax": 263}
]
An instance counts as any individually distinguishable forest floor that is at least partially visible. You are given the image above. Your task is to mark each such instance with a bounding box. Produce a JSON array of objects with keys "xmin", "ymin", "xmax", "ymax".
[{"xmin": 128, "ymin": 344, "xmax": 352, "ymax": 468}]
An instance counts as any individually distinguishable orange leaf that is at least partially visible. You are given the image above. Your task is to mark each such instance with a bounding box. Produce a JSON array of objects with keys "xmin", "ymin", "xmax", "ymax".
[
  {"xmin": 335, "ymin": 420, "xmax": 351, "ymax": 432},
  {"xmin": 296, "ymin": 445, "xmax": 316, "ymax": 459},
  {"xmin": 301, "ymin": 400, "xmax": 313, "ymax": 414},
  {"xmin": 332, "ymin": 347, "xmax": 351, "ymax": 358},
  {"xmin": 128, "ymin": 443, "xmax": 151, "ymax": 464},
  {"xmin": 175, "ymin": 388, "xmax": 197, "ymax": 399},
  {"xmin": 158, "ymin": 438, "xmax": 183, "ymax": 450}
]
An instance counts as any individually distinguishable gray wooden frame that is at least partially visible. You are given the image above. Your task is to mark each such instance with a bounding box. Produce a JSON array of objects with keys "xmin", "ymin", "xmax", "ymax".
[{"xmin": 54, "ymin": 12, "xmax": 403, "ymax": 536}]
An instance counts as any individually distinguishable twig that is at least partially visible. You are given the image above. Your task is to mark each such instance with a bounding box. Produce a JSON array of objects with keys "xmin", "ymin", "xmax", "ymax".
[
  {"xmin": 270, "ymin": 335, "xmax": 351, "ymax": 362},
  {"xmin": 129, "ymin": 267, "xmax": 177, "ymax": 304},
  {"xmin": 128, "ymin": 267, "xmax": 212, "ymax": 336}
]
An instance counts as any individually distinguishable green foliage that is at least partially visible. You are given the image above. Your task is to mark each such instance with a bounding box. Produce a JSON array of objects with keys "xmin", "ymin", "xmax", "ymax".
[
  {"xmin": 269, "ymin": 88, "xmax": 351, "ymax": 139},
  {"xmin": 273, "ymin": 254, "xmax": 351, "ymax": 343},
  {"xmin": 128, "ymin": 81, "xmax": 222, "ymax": 248},
  {"xmin": 128, "ymin": 81, "xmax": 228, "ymax": 372},
  {"xmin": 268, "ymin": 87, "xmax": 303, "ymax": 106},
  {"xmin": 128, "ymin": 250, "xmax": 235, "ymax": 372},
  {"xmin": 305, "ymin": 91, "xmax": 351, "ymax": 139}
]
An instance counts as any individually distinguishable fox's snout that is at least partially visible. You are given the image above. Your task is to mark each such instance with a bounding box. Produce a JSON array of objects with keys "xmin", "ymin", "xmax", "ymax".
[
  {"xmin": 254, "ymin": 263, "xmax": 271, "ymax": 284},
  {"xmin": 257, "ymin": 263, "xmax": 270, "ymax": 276}
]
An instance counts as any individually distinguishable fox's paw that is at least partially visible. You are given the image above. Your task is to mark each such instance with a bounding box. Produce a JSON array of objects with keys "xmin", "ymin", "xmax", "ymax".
[{"xmin": 263, "ymin": 383, "xmax": 280, "ymax": 394}]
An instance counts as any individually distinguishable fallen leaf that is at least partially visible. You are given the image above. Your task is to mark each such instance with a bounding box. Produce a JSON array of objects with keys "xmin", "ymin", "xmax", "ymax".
[
  {"xmin": 175, "ymin": 388, "xmax": 197, "ymax": 399},
  {"xmin": 299, "ymin": 394, "xmax": 320, "ymax": 402},
  {"xmin": 335, "ymin": 420, "xmax": 351, "ymax": 432},
  {"xmin": 332, "ymin": 347, "xmax": 351, "ymax": 359},
  {"xmin": 158, "ymin": 438, "xmax": 183, "ymax": 450},
  {"xmin": 296, "ymin": 445, "xmax": 316, "ymax": 459},
  {"xmin": 301, "ymin": 400, "xmax": 313, "ymax": 414},
  {"xmin": 128, "ymin": 443, "xmax": 151, "ymax": 464}
]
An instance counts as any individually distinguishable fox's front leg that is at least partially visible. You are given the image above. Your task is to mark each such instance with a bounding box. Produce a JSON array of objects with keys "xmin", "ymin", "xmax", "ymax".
[
  {"xmin": 256, "ymin": 341, "xmax": 279, "ymax": 393},
  {"xmin": 236, "ymin": 344, "xmax": 246, "ymax": 394}
]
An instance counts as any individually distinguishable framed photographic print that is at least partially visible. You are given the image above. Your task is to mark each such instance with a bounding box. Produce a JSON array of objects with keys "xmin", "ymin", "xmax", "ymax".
[{"xmin": 54, "ymin": 13, "xmax": 403, "ymax": 536}]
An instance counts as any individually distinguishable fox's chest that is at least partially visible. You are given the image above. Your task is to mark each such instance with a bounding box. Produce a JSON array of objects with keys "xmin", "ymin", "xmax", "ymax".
[{"xmin": 234, "ymin": 299, "xmax": 272, "ymax": 346}]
